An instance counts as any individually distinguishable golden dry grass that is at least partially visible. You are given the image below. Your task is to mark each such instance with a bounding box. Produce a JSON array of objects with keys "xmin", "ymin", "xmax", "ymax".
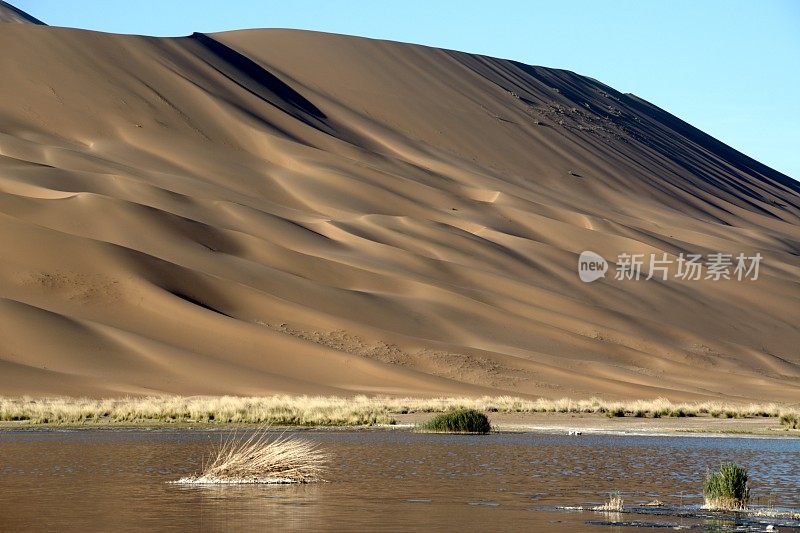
[
  {"xmin": 593, "ymin": 493, "xmax": 624, "ymax": 512},
  {"xmin": 780, "ymin": 412, "xmax": 800, "ymax": 429},
  {"xmin": 175, "ymin": 428, "xmax": 326, "ymax": 484},
  {"xmin": 0, "ymin": 395, "xmax": 797, "ymax": 426}
]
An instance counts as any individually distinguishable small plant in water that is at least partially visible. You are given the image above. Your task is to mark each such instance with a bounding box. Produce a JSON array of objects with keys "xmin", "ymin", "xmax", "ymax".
[
  {"xmin": 703, "ymin": 462, "xmax": 750, "ymax": 510},
  {"xmin": 174, "ymin": 428, "xmax": 327, "ymax": 484},
  {"xmin": 593, "ymin": 491, "xmax": 624, "ymax": 512},
  {"xmin": 421, "ymin": 408, "xmax": 491, "ymax": 434}
]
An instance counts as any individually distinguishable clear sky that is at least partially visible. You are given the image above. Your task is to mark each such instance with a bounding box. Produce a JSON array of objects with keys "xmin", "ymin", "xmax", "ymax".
[{"xmin": 15, "ymin": 0, "xmax": 800, "ymax": 180}]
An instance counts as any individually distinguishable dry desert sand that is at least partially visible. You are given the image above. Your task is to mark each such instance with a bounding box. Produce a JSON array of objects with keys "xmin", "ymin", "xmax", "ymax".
[{"xmin": 0, "ymin": 6, "xmax": 798, "ymax": 403}]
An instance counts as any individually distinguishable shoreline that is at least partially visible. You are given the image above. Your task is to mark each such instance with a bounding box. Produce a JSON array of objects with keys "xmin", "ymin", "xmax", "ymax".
[
  {"xmin": 2, "ymin": 411, "xmax": 797, "ymax": 438},
  {"xmin": 395, "ymin": 411, "xmax": 800, "ymax": 437}
]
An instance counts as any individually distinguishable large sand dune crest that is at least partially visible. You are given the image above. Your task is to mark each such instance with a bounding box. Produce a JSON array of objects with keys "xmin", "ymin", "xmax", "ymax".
[
  {"xmin": 0, "ymin": 23, "xmax": 798, "ymax": 400},
  {"xmin": 0, "ymin": 1, "xmax": 44, "ymax": 24}
]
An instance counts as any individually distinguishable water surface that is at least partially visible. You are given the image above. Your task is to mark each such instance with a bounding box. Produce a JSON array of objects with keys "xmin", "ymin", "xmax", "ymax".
[{"xmin": 1, "ymin": 430, "xmax": 797, "ymax": 531}]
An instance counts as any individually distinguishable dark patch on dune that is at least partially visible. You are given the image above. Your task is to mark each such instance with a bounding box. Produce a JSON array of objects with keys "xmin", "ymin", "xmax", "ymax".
[
  {"xmin": 189, "ymin": 32, "xmax": 329, "ymax": 130},
  {"xmin": 625, "ymin": 94, "xmax": 799, "ymax": 190},
  {"xmin": 0, "ymin": 1, "xmax": 46, "ymax": 25},
  {"xmin": 169, "ymin": 290, "xmax": 232, "ymax": 318}
]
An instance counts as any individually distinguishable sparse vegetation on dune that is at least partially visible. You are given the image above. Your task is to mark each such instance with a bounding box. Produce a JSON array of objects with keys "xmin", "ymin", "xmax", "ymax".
[
  {"xmin": 0, "ymin": 395, "xmax": 797, "ymax": 427},
  {"xmin": 175, "ymin": 428, "xmax": 326, "ymax": 484},
  {"xmin": 420, "ymin": 409, "xmax": 491, "ymax": 434},
  {"xmin": 703, "ymin": 463, "xmax": 750, "ymax": 510}
]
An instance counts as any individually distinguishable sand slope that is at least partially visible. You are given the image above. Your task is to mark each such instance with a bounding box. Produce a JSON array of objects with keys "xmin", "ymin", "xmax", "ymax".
[
  {"xmin": 0, "ymin": 24, "xmax": 797, "ymax": 401},
  {"xmin": 0, "ymin": 1, "xmax": 44, "ymax": 24}
]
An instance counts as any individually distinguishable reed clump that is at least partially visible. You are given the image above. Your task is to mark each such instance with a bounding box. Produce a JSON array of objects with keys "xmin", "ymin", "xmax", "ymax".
[
  {"xmin": 175, "ymin": 429, "xmax": 326, "ymax": 484},
  {"xmin": 421, "ymin": 408, "xmax": 491, "ymax": 434},
  {"xmin": 703, "ymin": 462, "xmax": 750, "ymax": 510}
]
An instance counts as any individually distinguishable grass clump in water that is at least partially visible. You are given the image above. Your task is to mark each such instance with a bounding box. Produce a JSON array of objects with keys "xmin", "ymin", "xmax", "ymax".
[
  {"xmin": 175, "ymin": 428, "xmax": 327, "ymax": 484},
  {"xmin": 593, "ymin": 491, "xmax": 624, "ymax": 512},
  {"xmin": 703, "ymin": 462, "xmax": 750, "ymax": 510},
  {"xmin": 421, "ymin": 408, "xmax": 491, "ymax": 434}
]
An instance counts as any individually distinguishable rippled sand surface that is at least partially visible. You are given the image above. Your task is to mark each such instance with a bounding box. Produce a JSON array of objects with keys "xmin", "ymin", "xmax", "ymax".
[{"xmin": 1, "ymin": 24, "xmax": 798, "ymax": 400}]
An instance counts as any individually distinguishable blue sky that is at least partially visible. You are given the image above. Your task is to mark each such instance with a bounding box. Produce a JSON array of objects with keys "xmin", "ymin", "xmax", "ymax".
[{"xmin": 16, "ymin": 0, "xmax": 800, "ymax": 179}]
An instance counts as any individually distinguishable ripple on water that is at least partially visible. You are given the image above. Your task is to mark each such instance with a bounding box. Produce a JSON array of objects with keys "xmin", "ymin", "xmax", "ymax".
[{"xmin": 0, "ymin": 430, "xmax": 796, "ymax": 531}]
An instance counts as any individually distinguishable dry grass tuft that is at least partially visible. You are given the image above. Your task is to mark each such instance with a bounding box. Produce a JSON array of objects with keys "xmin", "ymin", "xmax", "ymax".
[
  {"xmin": 593, "ymin": 492, "xmax": 624, "ymax": 512},
  {"xmin": 175, "ymin": 428, "xmax": 327, "ymax": 484},
  {"xmin": 780, "ymin": 412, "xmax": 800, "ymax": 429}
]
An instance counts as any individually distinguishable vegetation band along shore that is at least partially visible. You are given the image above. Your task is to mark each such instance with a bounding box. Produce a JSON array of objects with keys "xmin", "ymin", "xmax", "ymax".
[{"xmin": 1, "ymin": 396, "xmax": 798, "ymax": 427}]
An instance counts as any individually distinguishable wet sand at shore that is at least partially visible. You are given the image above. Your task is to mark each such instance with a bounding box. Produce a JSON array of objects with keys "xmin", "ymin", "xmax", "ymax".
[
  {"xmin": 2, "ymin": 412, "xmax": 796, "ymax": 437},
  {"xmin": 396, "ymin": 412, "xmax": 798, "ymax": 436}
]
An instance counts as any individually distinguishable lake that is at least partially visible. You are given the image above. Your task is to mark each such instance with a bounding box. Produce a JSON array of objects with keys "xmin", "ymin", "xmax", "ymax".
[{"xmin": 0, "ymin": 429, "xmax": 798, "ymax": 531}]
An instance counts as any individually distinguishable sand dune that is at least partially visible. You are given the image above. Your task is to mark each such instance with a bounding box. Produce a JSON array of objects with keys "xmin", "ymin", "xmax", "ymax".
[
  {"xmin": 0, "ymin": 1, "xmax": 44, "ymax": 24},
  {"xmin": 0, "ymin": 21, "xmax": 798, "ymax": 401}
]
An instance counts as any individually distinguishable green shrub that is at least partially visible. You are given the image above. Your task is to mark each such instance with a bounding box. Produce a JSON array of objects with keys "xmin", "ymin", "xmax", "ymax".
[
  {"xmin": 421, "ymin": 408, "xmax": 491, "ymax": 434},
  {"xmin": 606, "ymin": 407, "xmax": 625, "ymax": 418},
  {"xmin": 703, "ymin": 463, "xmax": 750, "ymax": 510}
]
